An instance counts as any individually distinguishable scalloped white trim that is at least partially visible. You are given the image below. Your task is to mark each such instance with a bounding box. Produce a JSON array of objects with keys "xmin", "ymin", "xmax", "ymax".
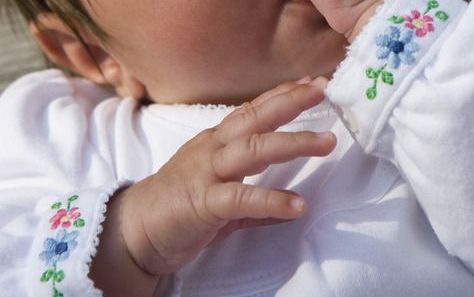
[
  {"xmin": 143, "ymin": 98, "xmax": 336, "ymax": 131},
  {"xmin": 80, "ymin": 179, "xmax": 134, "ymax": 297}
]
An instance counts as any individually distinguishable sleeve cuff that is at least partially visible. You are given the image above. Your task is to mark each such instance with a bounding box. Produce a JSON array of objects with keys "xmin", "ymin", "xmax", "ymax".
[
  {"xmin": 326, "ymin": 0, "xmax": 466, "ymax": 152},
  {"xmin": 27, "ymin": 179, "xmax": 133, "ymax": 297}
]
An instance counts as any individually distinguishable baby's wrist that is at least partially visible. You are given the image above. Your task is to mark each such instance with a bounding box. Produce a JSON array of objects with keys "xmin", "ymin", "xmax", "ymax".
[
  {"xmin": 346, "ymin": 0, "xmax": 384, "ymax": 43},
  {"xmin": 89, "ymin": 186, "xmax": 160, "ymax": 296}
]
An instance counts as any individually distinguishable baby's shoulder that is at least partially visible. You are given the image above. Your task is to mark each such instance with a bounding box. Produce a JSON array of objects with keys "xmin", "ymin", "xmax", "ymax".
[
  {"xmin": 0, "ymin": 70, "xmax": 120, "ymax": 169},
  {"xmin": 0, "ymin": 69, "xmax": 120, "ymax": 145},
  {"xmin": 0, "ymin": 69, "xmax": 114, "ymax": 115}
]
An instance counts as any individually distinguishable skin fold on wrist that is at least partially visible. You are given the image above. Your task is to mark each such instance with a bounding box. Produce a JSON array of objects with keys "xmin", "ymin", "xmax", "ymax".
[{"xmin": 89, "ymin": 187, "xmax": 160, "ymax": 297}]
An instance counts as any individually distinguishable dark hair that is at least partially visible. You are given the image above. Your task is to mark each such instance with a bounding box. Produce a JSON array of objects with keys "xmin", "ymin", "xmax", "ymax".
[
  {"xmin": 2, "ymin": 0, "xmax": 107, "ymax": 40},
  {"xmin": 1, "ymin": 0, "xmax": 110, "ymax": 78}
]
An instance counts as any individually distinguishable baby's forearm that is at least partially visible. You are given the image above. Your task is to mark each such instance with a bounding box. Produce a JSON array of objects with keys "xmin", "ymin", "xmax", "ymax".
[{"xmin": 89, "ymin": 189, "xmax": 159, "ymax": 297}]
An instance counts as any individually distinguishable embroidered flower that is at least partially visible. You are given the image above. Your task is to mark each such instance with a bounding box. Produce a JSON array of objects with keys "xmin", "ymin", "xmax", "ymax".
[
  {"xmin": 39, "ymin": 229, "xmax": 79, "ymax": 266},
  {"xmin": 49, "ymin": 207, "xmax": 82, "ymax": 230},
  {"xmin": 40, "ymin": 195, "xmax": 84, "ymax": 297},
  {"xmin": 376, "ymin": 26, "xmax": 420, "ymax": 69},
  {"xmin": 366, "ymin": 0, "xmax": 449, "ymax": 100},
  {"xmin": 404, "ymin": 10, "xmax": 435, "ymax": 37}
]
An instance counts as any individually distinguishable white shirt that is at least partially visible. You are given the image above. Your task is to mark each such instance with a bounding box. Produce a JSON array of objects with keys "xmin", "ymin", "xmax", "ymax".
[{"xmin": 0, "ymin": 0, "xmax": 473, "ymax": 296}]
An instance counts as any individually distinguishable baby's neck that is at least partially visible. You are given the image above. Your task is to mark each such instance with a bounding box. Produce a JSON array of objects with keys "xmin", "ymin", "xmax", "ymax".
[{"xmin": 147, "ymin": 70, "xmax": 339, "ymax": 107}]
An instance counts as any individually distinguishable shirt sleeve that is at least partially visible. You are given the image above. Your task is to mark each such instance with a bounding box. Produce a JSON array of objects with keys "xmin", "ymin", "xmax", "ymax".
[
  {"xmin": 0, "ymin": 70, "xmax": 132, "ymax": 296},
  {"xmin": 326, "ymin": 0, "xmax": 474, "ymax": 272}
]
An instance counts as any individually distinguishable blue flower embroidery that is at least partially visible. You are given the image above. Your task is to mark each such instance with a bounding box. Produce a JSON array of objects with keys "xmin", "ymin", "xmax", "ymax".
[
  {"xmin": 364, "ymin": 0, "xmax": 449, "ymax": 100},
  {"xmin": 39, "ymin": 195, "xmax": 85, "ymax": 297},
  {"xmin": 39, "ymin": 229, "xmax": 79, "ymax": 266},
  {"xmin": 376, "ymin": 26, "xmax": 420, "ymax": 69}
]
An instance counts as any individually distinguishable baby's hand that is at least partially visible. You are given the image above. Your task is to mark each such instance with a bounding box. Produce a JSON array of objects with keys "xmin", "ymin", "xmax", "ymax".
[
  {"xmin": 310, "ymin": 0, "xmax": 383, "ymax": 42},
  {"xmin": 120, "ymin": 78, "xmax": 336, "ymax": 276}
]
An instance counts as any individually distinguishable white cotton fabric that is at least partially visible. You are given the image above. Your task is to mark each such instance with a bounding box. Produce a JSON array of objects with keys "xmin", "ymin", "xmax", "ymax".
[
  {"xmin": 326, "ymin": 0, "xmax": 474, "ymax": 275},
  {"xmin": 0, "ymin": 0, "xmax": 473, "ymax": 296}
]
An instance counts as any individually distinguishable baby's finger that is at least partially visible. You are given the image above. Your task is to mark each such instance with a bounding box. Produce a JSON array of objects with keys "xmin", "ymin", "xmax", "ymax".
[
  {"xmin": 215, "ymin": 78, "xmax": 328, "ymax": 144},
  {"xmin": 205, "ymin": 182, "xmax": 307, "ymax": 221},
  {"xmin": 253, "ymin": 77, "xmax": 313, "ymax": 106},
  {"xmin": 209, "ymin": 218, "xmax": 290, "ymax": 246},
  {"xmin": 224, "ymin": 78, "xmax": 311, "ymax": 121},
  {"xmin": 213, "ymin": 131, "xmax": 336, "ymax": 179}
]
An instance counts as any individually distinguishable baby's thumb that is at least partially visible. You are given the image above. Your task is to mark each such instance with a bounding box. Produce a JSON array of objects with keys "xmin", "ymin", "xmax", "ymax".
[
  {"xmin": 309, "ymin": 0, "xmax": 352, "ymax": 33},
  {"xmin": 310, "ymin": 0, "xmax": 382, "ymax": 38}
]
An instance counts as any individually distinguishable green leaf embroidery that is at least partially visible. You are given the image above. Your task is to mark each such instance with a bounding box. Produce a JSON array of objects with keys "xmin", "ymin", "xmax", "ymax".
[
  {"xmin": 435, "ymin": 11, "xmax": 449, "ymax": 21},
  {"xmin": 66, "ymin": 195, "xmax": 79, "ymax": 210},
  {"xmin": 73, "ymin": 218, "xmax": 85, "ymax": 228},
  {"xmin": 381, "ymin": 71, "xmax": 394, "ymax": 85},
  {"xmin": 428, "ymin": 0, "xmax": 439, "ymax": 9},
  {"xmin": 54, "ymin": 270, "xmax": 66, "ymax": 283},
  {"xmin": 53, "ymin": 287, "xmax": 64, "ymax": 297},
  {"xmin": 366, "ymin": 87, "xmax": 377, "ymax": 100},
  {"xmin": 40, "ymin": 269, "xmax": 55, "ymax": 282},
  {"xmin": 365, "ymin": 64, "xmax": 387, "ymax": 100},
  {"xmin": 366, "ymin": 68, "xmax": 378, "ymax": 79},
  {"xmin": 51, "ymin": 202, "xmax": 62, "ymax": 210},
  {"xmin": 67, "ymin": 195, "xmax": 79, "ymax": 203},
  {"xmin": 42, "ymin": 195, "xmax": 85, "ymax": 297},
  {"xmin": 388, "ymin": 16, "xmax": 404, "ymax": 24},
  {"xmin": 365, "ymin": 0, "xmax": 451, "ymax": 100}
]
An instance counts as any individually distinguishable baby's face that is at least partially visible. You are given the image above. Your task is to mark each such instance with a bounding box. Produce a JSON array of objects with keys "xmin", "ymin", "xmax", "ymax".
[{"xmin": 86, "ymin": 0, "xmax": 346, "ymax": 104}]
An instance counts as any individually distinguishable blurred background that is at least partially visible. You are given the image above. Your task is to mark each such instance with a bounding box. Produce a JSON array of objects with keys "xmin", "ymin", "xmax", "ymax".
[{"xmin": 0, "ymin": 8, "xmax": 47, "ymax": 92}]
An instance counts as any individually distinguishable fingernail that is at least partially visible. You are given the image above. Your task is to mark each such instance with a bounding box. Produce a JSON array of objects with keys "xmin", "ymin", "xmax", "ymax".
[
  {"xmin": 290, "ymin": 197, "xmax": 305, "ymax": 212},
  {"xmin": 296, "ymin": 76, "xmax": 312, "ymax": 85},
  {"xmin": 310, "ymin": 77, "xmax": 328, "ymax": 88},
  {"xmin": 319, "ymin": 131, "xmax": 335, "ymax": 140}
]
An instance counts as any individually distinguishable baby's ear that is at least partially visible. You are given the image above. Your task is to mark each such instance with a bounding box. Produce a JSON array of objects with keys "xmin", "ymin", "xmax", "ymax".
[{"xmin": 29, "ymin": 14, "xmax": 145, "ymax": 99}]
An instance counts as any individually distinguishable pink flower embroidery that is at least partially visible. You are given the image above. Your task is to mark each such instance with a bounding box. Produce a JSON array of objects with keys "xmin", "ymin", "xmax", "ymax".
[
  {"xmin": 404, "ymin": 10, "xmax": 435, "ymax": 37},
  {"xmin": 49, "ymin": 207, "xmax": 81, "ymax": 230}
]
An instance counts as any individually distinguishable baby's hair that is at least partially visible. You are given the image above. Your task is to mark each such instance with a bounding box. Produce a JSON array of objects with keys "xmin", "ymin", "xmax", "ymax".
[
  {"xmin": 2, "ymin": 0, "xmax": 110, "ymax": 78},
  {"xmin": 2, "ymin": 0, "xmax": 107, "ymax": 40}
]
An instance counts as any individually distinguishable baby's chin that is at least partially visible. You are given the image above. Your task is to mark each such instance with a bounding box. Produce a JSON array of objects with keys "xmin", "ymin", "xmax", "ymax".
[
  {"xmin": 146, "ymin": 49, "xmax": 346, "ymax": 107},
  {"xmin": 144, "ymin": 1, "xmax": 346, "ymax": 106}
]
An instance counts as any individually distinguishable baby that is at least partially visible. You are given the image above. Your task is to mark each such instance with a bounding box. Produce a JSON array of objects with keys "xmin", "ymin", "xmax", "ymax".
[{"xmin": 0, "ymin": 0, "xmax": 473, "ymax": 296}]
